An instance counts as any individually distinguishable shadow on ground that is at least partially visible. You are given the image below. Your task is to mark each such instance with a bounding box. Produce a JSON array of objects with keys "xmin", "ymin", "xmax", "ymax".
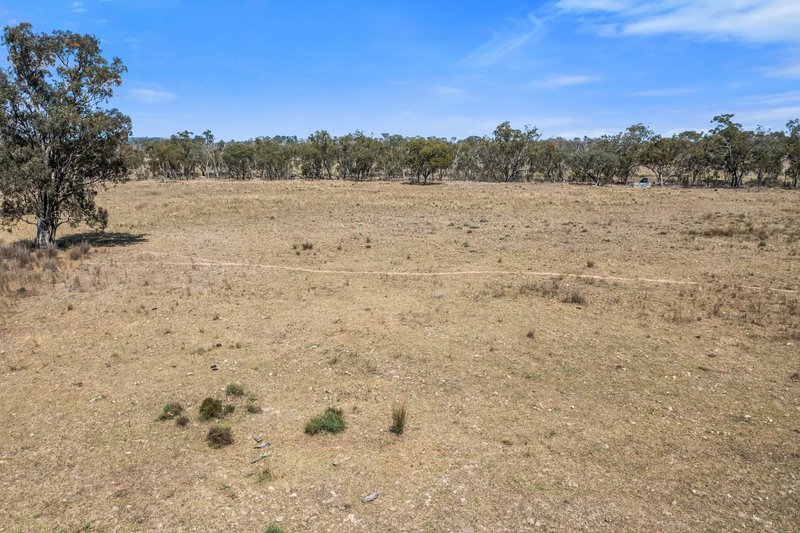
[{"xmin": 59, "ymin": 231, "xmax": 148, "ymax": 248}]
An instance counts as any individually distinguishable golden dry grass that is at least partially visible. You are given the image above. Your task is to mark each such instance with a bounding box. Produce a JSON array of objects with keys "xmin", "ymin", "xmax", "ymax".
[{"xmin": 0, "ymin": 180, "xmax": 798, "ymax": 531}]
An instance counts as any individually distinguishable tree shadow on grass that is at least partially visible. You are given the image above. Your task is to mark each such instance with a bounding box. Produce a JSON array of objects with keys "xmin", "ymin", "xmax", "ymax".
[
  {"xmin": 402, "ymin": 181, "xmax": 444, "ymax": 186},
  {"xmin": 58, "ymin": 231, "xmax": 148, "ymax": 248}
]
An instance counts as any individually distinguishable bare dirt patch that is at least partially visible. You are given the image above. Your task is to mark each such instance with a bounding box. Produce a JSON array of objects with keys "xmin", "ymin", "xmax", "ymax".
[{"xmin": 1, "ymin": 181, "xmax": 798, "ymax": 531}]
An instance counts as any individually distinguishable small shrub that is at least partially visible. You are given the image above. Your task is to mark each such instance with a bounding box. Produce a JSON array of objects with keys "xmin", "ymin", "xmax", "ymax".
[
  {"xmin": 301, "ymin": 242, "xmax": 313, "ymax": 250},
  {"xmin": 256, "ymin": 467, "xmax": 274, "ymax": 483},
  {"xmin": 224, "ymin": 404, "xmax": 236, "ymax": 415},
  {"xmin": 304, "ymin": 407, "xmax": 346, "ymax": 435},
  {"xmin": 246, "ymin": 403, "xmax": 263, "ymax": 414},
  {"xmin": 264, "ymin": 524, "xmax": 284, "ymax": 533},
  {"xmin": 562, "ymin": 290, "xmax": 587, "ymax": 305},
  {"xmin": 206, "ymin": 424, "xmax": 234, "ymax": 448},
  {"xmin": 586, "ymin": 260, "xmax": 595, "ymax": 268},
  {"xmin": 199, "ymin": 397, "xmax": 223, "ymax": 420},
  {"xmin": 226, "ymin": 383, "xmax": 245, "ymax": 396},
  {"xmin": 158, "ymin": 403, "xmax": 183, "ymax": 421},
  {"xmin": 526, "ymin": 330, "xmax": 535, "ymax": 339},
  {"xmin": 389, "ymin": 402, "xmax": 407, "ymax": 435},
  {"xmin": 68, "ymin": 242, "xmax": 91, "ymax": 260},
  {"xmin": 175, "ymin": 415, "xmax": 190, "ymax": 427}
]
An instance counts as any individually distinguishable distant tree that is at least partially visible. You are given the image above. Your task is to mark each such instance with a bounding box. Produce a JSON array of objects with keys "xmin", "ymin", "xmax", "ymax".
[
  {"xmin": 567, "ymin": 138, "xmax": 619, "ymax": 186},
  {"xmin": 641, "ymin": 135, "xmax": 680, "ymax": 186},
  {"xmin": 336, "ymin": 132, "xmax": 379, "ymax": 181},
  {"xmin": 222, "ymin": 142, "xmax": 254, "ymax": 179},
  {"xmin": 608, "ymin": 124, "xmax": 652, "ymax": 184},
  {"xmin": 378, "ymin": 133, "xmax": 407, "ymax": 179},
  {"xmin": 706, "ymin": 114, "xmax": 754, "ymax": 188},
  {"xmin": 481, "ymin": 122, "xmax": 539, "ymax": 181},
  {"xmin": 404, "ymin": 137, "xmax": 454, "ymax": 184},
  {"xmin": 531, "ymin": 139, "xmax": 568, "ymax": 182},
  {"xmin": 301, "ymin": 130, "xmax": 336, "ymax": 179},
  {"xmin": 750, "ymin": 127, "xmax": 785, "ymax": 186},
  {"xmin": 672, "ymin": 131, "xmax": 710, "ymax": 187},
  {"xmin": 0, "ymin": 23, "xmax": 131, "ymax": 247},
  {"xmin": 787, "ymin": 119, "xmax": 800, "ymax": 189},
  {"xmin": 253, "ymin": 137, "xmax": 292, "ymax": 180}
]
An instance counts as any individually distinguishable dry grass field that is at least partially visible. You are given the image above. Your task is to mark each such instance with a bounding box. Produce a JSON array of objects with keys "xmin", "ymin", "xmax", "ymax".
[{"xmin": 1, "ymin": 180, "xmax": 799, "ymax": 532}]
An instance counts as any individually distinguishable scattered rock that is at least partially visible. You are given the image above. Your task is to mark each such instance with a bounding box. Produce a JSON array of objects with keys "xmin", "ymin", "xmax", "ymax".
[{"xmin": 361, "ymin": 491, "xmax": 379, "ymax": 503}]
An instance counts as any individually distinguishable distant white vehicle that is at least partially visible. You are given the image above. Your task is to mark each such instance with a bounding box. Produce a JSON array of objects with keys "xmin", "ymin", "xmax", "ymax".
[{"xmin": 633, "ymin": 177, "xmax": 651, "ymax": 188}]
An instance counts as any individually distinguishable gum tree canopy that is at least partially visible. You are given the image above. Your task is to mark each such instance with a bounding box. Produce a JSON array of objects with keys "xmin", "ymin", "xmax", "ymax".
[{"xmin": 0, "ymin": 23, "xmax": 130, "ymax": 247}]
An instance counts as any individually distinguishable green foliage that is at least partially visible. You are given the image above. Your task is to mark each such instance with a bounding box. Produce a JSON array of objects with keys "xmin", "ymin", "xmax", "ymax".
[
  {"xmin": 404, "ymin": 137, "xmax": 454, "ymax": 183},
  {"xmin": 199, "ymin": 397, "xmax": 223, "ymax": 420},
  {"xmin": 206, "ymin": 424, "xmax": 234, "ymax": 448},
  {"xmin": 158, "ymin": 403, "xmax": 183, "ymax": 421},
  {"xmin": 225, "ymin": 383, "xmax": 245, "ymax": 396},
  {"xmin": 0, "ymin": 23, "xmax": 131, "ymax": 247},
  {"xmin": 264, "ymin": 524, "xmax": 285, "ymax": 533},
  {"xmin": 304, "ymin": 407, "xmax": 346, "ymax": 435}
]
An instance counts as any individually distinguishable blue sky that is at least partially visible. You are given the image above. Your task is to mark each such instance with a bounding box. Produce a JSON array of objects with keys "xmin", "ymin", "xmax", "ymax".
[{"xmin": 2, "ymin": 1, "xmax": 799, "ymax": 139}]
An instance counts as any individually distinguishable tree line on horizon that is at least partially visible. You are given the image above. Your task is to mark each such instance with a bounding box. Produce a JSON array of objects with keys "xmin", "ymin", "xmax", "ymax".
[{"xmin": 130, "ymin": 115, "xmax": 800, "ymax": 189}]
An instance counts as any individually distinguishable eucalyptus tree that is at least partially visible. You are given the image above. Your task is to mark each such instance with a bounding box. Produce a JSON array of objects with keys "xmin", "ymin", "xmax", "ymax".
[
  {"xmin": 641, "ymin": 135, "xmax": 680, "ymax": 186},
  {"xmin": 222, "ymin": 142, "xmax": 255, "ymax": 180},
  {"xmin": 301, "ymin": 130, "xmax": 336, "ymax": 179},
  {"xmin": 787, "ymin": 119, "xmax": 800, "ymax": 189},
  {"xmin": 481, "ymin": 122, "xmax": 539, "ymax": 181},
  {"xmin": 566, "ymin": 138, "xmax": 619, "ymax": 186},
  {"xmin": 0, "ymin": 23, "xmax": 131, "ymax": 247},
  {"xmin": 404, "ymin": 137, "xmax": 454, "ymax": 184},
  {"xmin": 531, "ymin": 139, "xmax": 568, "ymax": 182},
  {"xmin": 750, "ymin": 127, "xmax": 785, "ymax": 186},
  {"xmin": 706, "ymin": 114, "xmax": 754, "ymax": 188}
]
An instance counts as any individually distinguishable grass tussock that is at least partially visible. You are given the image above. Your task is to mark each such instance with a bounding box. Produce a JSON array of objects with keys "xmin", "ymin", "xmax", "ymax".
[
  {"xmin": 199, "ymin": 397, "xmax": 223, "ymax": 420},
  {"xmin": 158, "ymin": 403, "xmax": 183, "ymax": 421},
  {"xmin": 264, "ymin": 524, "xmax": 285, "ymax": 533},
  {"xmin": 225, "ymin": 383, "xmax": 245, "ymax": 396},
  {"xmin": 206, "ymin": 424, "xmax": 234, "ymax": 448},
  {"xmin": 304, "ymin": 407, "xmax": 346, "ymax": 435},
  {"xmin": 390, "ymin": 402, "xmax": 407, "ymax": 435}
]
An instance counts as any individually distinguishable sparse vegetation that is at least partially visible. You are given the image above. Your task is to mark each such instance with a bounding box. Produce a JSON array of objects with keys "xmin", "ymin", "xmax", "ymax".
[
  {"xmin": 199, "ymin": 397, "xmax": 223, "ymax": 421},
  {"xmin": 206, "ymin": 424, "xmax": 234, "ymax": 448},
  {"xmin": 304, "ymin": 407, "xmax": 346, "ymax": 435},
  {"xmin": 389, "ymin": 402, "xmax": 407, "ymax": 435},
  {"xmin": 246, "ymin": 403, "xmax": 263, "ymax": 414},
  {"xmin": 264, "ymin": 524, "xmax": 284, "ymax": 533},
  {"xmin": 158, "ymin": 403, "xmax": 183, "ymax": 421},
  {"xmin": 225, "ymin": 383, "xmax": 245, "ymax": 396},
  {"xmin": 562, "ymin": 290, "xmax": 587, "ymax": 305}
]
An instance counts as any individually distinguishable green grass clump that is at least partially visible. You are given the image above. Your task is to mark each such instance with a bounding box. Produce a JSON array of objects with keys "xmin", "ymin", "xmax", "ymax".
[
  {"xmin": 304, "ymin": 407, "xmax": 345, "ymax": 435},
  {"xmin": 158, "ymin": 403, "xmax": 183, "ymax": 421},
  {"xmin": 246, "ymin": 403, "xmax": 263, "ymax": 414},
  {"xmin": 264, "ymin": 524, "xmax": 284, "ymax": 533},
  {"xmin": 206, "ymin": 424, "xmax": 234, "ymax": 448},
  {"xmin": 199, "ymin": 397, "xmax": 223, "ymax": 420},
  {"xmin": 389, "ymin": 402, "xmax": 407, "ymax": 435},
  {"xmin": 225, "ymin": 383, "xmax": 245, "ymax": 396},
  {"xmin": 223, "ymin": 404, "xmax": 236, "ymax": 414}
]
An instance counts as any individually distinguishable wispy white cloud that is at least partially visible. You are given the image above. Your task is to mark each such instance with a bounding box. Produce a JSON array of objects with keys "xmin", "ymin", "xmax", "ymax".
[
  {"xmin": 129, "ymin": 88, "xmax": 176, "ymax": 104},
  {"xmin": 529, "ymin": 74, "xmax": 598, "ymax": 89},
  {"xmin": 432, "ymin": 85, "xmax": 467, "ymax": 97},
  {"xmin": 556, "ymin": 0, "xmax": 800, "ymax": 43},
  {"xmin": 763, "ymin": 59, "xmax": 800, "ymax": 79},
  {"xmin": 463, "ymin": 14, "xmax": 545, "ymax": 67},
  {"xmin": 629, "ymin": 86, "xmax": 699, "ymax": 97},
  {"xmin": 71, "ymin": 1, "xmax": 86, "ymax": 13}
]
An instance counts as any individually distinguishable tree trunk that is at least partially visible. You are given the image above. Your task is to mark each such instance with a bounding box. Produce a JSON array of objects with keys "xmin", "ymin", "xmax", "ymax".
[{"xmin": 35, "ymin": 216, "xmax": 57, "ymax": 248}]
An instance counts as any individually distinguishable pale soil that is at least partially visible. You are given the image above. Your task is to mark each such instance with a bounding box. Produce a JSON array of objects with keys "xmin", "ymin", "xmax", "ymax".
[{"xmin": 1, "ymin": 180, "xmax": 798, "ymax": 532}]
